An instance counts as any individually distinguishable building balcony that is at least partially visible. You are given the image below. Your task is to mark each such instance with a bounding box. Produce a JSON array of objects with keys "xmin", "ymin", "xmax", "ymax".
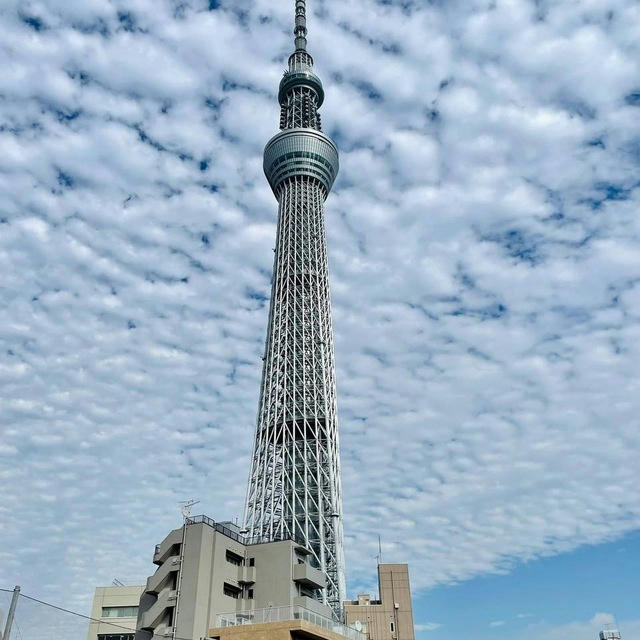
[
  {"xmin": 153, "ymin": 528, "xmax": 182, "ymax": 566},
  {"xmin": 238, "ymin": 565, "xmax": 256, "ymax": 584},
  {"xmin": 293, "ymin": 563, "xmax": 326, "ymax": 589},
  {"xmin": 146, "ymin": 555, "xmax": 180, "ymax": 594},
  {"xmin": 139, "ymin": 589, "xmax": 177, "ymax": 630}
]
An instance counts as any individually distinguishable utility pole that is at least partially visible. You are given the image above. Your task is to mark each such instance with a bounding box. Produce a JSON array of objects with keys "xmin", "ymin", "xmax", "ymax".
[
  {"xmin": 2, "ymin": 586, "xmax": 20, "ymax": 640},
  {"xmin": 173, "ymin": 500, "xmax": 198, "ymax": 640}
]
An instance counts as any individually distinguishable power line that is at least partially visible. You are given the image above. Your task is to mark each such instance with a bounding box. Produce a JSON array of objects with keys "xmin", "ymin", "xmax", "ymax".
[{"xmin": 0, "ymin": 588, "xmax": 200, "ymax": 640}]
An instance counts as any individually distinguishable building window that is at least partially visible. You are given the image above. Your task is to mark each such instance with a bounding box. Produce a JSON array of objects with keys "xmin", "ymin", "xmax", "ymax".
[
  {"xmin": 97, "ymin": 635, "xmax": 134, "ymax": 640},
  {"xmin": 247, "ymin": 589, "xmax": 254, "ymax": 599},
  {"xmin": 248, "ymin": 557, "xmax": 255, "ymax": 567},
  {"xmin": 223, "ymin": 583, "xmax": 241, "ymax": 599},
  {"xmin": 299, "ymin": 586, "xmax": 315, "ymax": 599},
  {"xmin": 226, "ymin": 550, "xmax": 243, "ymax": 566},
  {"xmin": 390, "ymin": 622, "xmax": 395, "ymax": 633},
  {"xmin": 101, "ymin": 606, "xmax": 138, "ymax": 618}
]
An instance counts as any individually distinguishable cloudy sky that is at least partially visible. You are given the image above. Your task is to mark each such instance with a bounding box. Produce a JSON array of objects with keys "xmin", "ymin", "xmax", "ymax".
[{"xmin": 1, "ymin": 0, "xmax": 639, "ymax": 638}]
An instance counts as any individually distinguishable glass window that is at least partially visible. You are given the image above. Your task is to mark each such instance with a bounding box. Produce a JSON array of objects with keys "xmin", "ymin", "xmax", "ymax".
[
  {"xmin": 226, "ymin": 550, "xmax": 243, "ymax": 566},
  {"xmin": 101, "ymin": 606, "xmax": 138, "ymax": 618},
  {"xmin": 223, "ymin": 583, "xmax": 241, "ymax": 599}
]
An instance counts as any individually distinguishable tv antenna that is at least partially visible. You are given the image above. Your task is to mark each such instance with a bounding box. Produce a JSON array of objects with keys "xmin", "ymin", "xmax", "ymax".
[
  {"xmin": 112, "ymin": 578, "xmax": 125, "ymax": 587},
  {"xmin": 179, "ymin": 499, "xmax": 200, "ymax": 521}
]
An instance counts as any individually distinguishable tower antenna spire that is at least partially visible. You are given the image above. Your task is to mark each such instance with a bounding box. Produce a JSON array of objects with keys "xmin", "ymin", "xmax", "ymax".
[{"xmin": 294, "ymin": 0, "xmax": 308, "ymax": 51}]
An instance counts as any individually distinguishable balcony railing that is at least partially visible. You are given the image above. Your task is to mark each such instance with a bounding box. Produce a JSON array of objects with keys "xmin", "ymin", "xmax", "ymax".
[
  {"xmin": 184, "ymin": 515, "xmax": 309, "ymax": 548},
  {"xmin": 214, "ymin": 605, "xmax": 365, "ymax": 640}
]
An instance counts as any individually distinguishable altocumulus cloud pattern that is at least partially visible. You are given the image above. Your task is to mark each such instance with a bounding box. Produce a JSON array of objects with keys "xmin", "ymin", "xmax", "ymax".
[{"xmin": 1, "ymin": 0, "xmax": 640, "ymax": 614}]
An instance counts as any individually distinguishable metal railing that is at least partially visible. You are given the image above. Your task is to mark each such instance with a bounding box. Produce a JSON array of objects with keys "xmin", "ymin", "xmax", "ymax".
[
  {"xmin": 214, "ymin": 605, "xmax": 365, "ymax": 640},
  {"xmin": 184, "ymin": 515, "xmax": 309, "ymax": 548}
]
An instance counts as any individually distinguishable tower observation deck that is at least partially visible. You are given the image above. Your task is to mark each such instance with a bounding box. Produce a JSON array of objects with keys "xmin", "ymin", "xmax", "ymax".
[{"xmin": 243, "ymin": 0, "xmax": 346, "ymax": 619}]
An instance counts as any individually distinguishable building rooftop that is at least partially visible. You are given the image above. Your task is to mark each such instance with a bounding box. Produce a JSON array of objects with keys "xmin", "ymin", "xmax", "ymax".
[
  {"xmin": 153, "ymin": 514, "xmax": 312, "ymax": 556},
  {"xmin": 213, "ymin": 605, "xmax": 365, "ymax": 640}
]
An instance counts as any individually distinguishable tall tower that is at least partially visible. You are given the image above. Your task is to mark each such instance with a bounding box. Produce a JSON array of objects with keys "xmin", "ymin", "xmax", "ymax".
[{"xmin": 243, "ymin": 0, "xmax": 346, "ymax": 619}]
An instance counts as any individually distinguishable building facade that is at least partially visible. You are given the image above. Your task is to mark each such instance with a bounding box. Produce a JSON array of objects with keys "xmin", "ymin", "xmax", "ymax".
[
  {"xmin": 243, "ymin": 0, "xmax": 346, "ymax": 618},
  {"xmin": 209, "ymin": 616, "xmax": 362, "ymax": 640},
  {"xmin": 600, "ymin": 627, "xmax": 622, "ymax": 640},
  {"xmin": 344, "ymin": 565, "xmax": 415, "ymax": 640},
  {"xmin": 135, "ymin": 516, "xmax": 334, "ymax": 640},
  {"xmin": 87, "ymin": 585, "xmax": 144, "ymax": 640}
]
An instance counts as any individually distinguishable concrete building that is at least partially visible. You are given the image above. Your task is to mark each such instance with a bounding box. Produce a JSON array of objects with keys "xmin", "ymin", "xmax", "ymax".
[
  {"xmin": 600, "ymin": 626, "xmax": 622, "ymax": 640},
  {"xmin": 344, "ymin": 565, "xmax": 415, "ymax": 640},
  {"xmin": 135, "ymin": 516, "xmax": 335, "ymax": 640},
  {"xmin": 209, "ymin": 616, "xmax": 362, "ymax": 640},
  {"xmin": 87, "ymin": 585, "xmax": 145, "ymax": 640}
]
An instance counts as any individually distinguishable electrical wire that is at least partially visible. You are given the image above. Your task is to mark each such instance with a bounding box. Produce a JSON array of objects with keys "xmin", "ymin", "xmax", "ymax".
[{"xmin": 0, "ymin": 588, "xmax": 208, "ymax": 640}]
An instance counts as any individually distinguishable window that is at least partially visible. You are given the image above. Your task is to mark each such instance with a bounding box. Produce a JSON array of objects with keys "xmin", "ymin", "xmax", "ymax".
[
  {"xmin": 299, "ymin": 586, "xmax": 316, "ymax": 598},
  {"xmin": 223, "ymin": 583, "xmax": 241, "ymax": 599},
  {"xmin": 101, "ymin": 607, "xmax": 138, "ymax": 618},
  {"xmin": 247, "ymin": 589, "xmax": 254, "ymax": 600},
  {"xmin": 226, "ymin": 550, "xmax": 243, "ymax": 566},
  {"xmin": 390, "ymin": 622, "xmax": 395, "ymax": 633},
  {"xmin": 248, "ymin": 557, "xmax": 255, "ymax": 567},
  {"xmin": 97, "ymin": 635, "xmax": 134, "ymax": 640}
]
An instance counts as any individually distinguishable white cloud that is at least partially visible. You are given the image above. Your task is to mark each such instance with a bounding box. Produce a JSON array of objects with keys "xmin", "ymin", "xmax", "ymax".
[
  {"xmin": 520, "ymin": 613, "xmax": 640, "ymax": 640},
  {"xmin": 414, "ymin": 622, "xmax": 442, "ymax": 632},
  {"xmin": 0, "ymin": 1, "xmax": 639, "ymax": 637}
]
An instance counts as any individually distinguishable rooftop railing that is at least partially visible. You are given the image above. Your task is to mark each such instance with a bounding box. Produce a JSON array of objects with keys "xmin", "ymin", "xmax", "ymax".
[
  {"xmin": 184, "ymin": 515, "xmax": 309, "ymax": 548},
  {"xmin": 214, "ymin": 605, "xmax": 365, "ymax": 640}
]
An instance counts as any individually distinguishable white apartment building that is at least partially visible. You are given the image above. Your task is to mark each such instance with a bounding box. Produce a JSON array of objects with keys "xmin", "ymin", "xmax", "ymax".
[{"xmin": 87, "ymin": 585, "xmax": 145, "ymax": 640}]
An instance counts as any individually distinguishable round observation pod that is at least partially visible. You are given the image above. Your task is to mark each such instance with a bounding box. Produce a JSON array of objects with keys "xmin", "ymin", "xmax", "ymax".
[
  {"xmin": 263, "ymin": 128, "xmax": 339, "ymax": 197},
  {"xmin": 278, "ymin": 68, "xmax": 325, "ymax": 107}
]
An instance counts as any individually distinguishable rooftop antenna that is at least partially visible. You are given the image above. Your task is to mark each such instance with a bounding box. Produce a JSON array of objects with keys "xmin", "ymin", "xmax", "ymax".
[
  {"xmin": 378, "ymin": 534, "xmax": 383, "ymax": 565},
  {"xmin": 294, "ymin": 0, "xmax": 307, "ymax": 51},
  {"xmin": 179, "ymin": 499, "xmax": 200, "ymax": 522},
  {"xmin": 112, "ymin": 578, "xmax": 125, "ymax": 587}
]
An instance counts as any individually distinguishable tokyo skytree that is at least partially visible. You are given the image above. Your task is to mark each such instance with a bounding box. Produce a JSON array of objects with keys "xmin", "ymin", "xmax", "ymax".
[{"xmin": 243, "ymin": 0, "xmax": 346, "ymax": 618}]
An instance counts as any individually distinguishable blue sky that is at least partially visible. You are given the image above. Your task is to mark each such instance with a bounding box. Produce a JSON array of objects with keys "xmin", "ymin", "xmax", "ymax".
[
  {"xmin": 414, "ymin": 531, "xmax": 640, "ymax": 639},
  {"xmin": 0, "ymin": 0, "xmax": 639, "ymax": 639}
]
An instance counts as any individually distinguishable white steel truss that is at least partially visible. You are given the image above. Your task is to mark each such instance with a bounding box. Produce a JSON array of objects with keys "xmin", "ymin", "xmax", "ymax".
[{"xmin": 244, "ymin": 0, "xmax": 346, "ymax": 620}]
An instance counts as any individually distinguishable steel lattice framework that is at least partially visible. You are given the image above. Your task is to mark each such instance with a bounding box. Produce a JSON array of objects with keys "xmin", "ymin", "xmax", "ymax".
[{"xmin": 243, "ymin": 0, "xmax": 346, "ymax": 619}]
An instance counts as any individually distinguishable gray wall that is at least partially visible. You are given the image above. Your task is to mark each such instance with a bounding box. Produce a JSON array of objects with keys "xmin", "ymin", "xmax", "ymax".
[{"xmin": 136, "ymin": 519, "xmax": 333, "ymax": 640}]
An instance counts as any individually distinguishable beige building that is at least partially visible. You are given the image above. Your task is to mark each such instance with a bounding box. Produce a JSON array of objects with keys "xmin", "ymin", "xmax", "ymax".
[
  {"xmin": 87, "ymin": 585, "xmax": 145, "ymax": 640},
  {"xmin": 136, "ymin": 515, "xmax": 336, "ymax": 640},
  {"xmin": 344, "ymin": 565, "xmax": 415, "ymax": 640},
  {"xmin": 209, "ymin": 616, "xmax": 362, "ymax": 640}
]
